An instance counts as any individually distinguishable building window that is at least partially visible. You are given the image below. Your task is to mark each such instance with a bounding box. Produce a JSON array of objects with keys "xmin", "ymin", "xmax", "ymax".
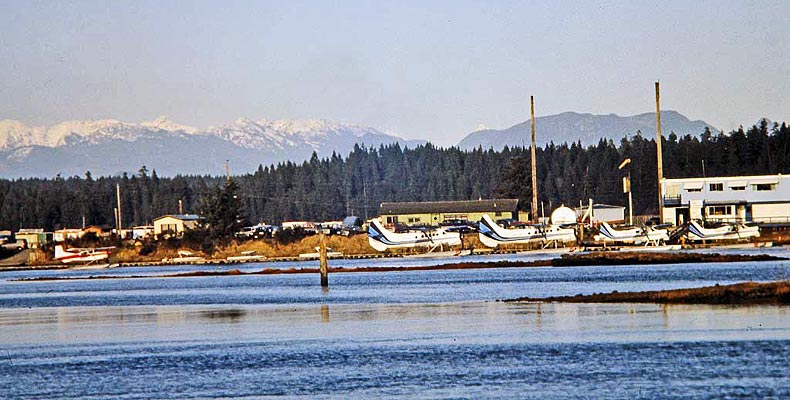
[
  {"xmin": 494, "ymin": 212, "xmax": 503, "ymax": 217},
  {"xmin": 752, "ymin": 183, "xmax": 776, "ymax": 191},
  {"xmin": 162, "ymin": 224, "xmax": 179, "ymax": 233},
  {"xmin": 709, "ymin": 183, "xmax": 723, "ymax": 192},
  {"xmin": 730, "ymin": 186, "xmax": 746, "ymax": 191},
  {"xmin": 708, "ymin": 206, "xmax": 733, "ymax": 216},
  {"xmin": 686, "ymin": 188, "xmax": 702, "ymax": 193},
  {"xmin": 407, "ymin": 217, "xmax": 420, "ymax": 223},
  {"xmin": 386, "ymin": 216, "xmax": 398, "ymax": 224}
]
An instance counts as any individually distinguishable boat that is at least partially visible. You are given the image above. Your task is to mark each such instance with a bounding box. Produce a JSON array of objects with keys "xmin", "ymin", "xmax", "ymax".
[
  {"xmin": 226, "ymin": 250, "xmax": 267, "ymax": 262},
  {"xmin": 162, "ymin": 250, "xmax": 206, "ymax": 264},
  {"xmin": 685, "ymin": 220, "xmax": 760, "ymax": 242},
  {"xmin": 298, "ymin": 248, "xmax": 344, "ymax": 259},
  {"xmin": 593, "ymin": 222, "xmax": 669, "ymax": 246},
  {"xmin": 477, "ymin": 214, "xmax": 576, "ymax": 248},
  {"xmin": 55, "ymin": 245, "xmax": 113, "ymax": 264},
  {"xmin": 368, "ymin": 219, "xmax": 462, "ymax": 252}
]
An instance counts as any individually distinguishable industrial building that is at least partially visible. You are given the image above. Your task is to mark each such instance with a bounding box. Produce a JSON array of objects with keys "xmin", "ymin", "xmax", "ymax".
[
  {"xmin": 378, "ymin": 199, "xmax": 519, "ymax": 227},
  {"xmin": 661, "ymin": 174, "xmax": 790, "ymax": 225}
]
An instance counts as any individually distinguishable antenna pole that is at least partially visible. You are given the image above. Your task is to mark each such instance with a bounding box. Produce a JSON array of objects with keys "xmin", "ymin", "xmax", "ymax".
[
  {"xmin": 116, "ymin": 183, "xmax": 123, "ymax": 238},
  {"xmin": 655, "ymin": 82, "xmax": 664, "ymax": 223},
  {"xmin": 225, "ymin": 160, "xmax": 230, "ymax": 182},
  {"xmin": 530, "ymin": 95, "xmax": 538, "ymax": 223}
]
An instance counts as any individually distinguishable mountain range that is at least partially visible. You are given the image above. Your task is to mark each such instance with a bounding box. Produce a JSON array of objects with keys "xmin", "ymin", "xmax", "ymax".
[
  {"xmin": 0, "ymin": 117, "xmax": 426, "ymax": 178},
  {"xmin": 0, "ymin": 111, "xmax": 718, "ymax": 178},
  {"xmin": 457, "ymin": 110, "xmax": 718, "ymax": 150}
]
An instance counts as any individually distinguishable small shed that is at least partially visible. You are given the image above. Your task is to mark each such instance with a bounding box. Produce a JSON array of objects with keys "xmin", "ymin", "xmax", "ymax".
[
  {"xmin": 154, "ymin": 214, "xmax": 201, "ymax": 237},
  {"xmin": 15, "ymin": 229, "xmax": 53, "ymax": 249},
  {"xmin": 575, "ymin": 204, "xmax": 626, "ymax": 223}
]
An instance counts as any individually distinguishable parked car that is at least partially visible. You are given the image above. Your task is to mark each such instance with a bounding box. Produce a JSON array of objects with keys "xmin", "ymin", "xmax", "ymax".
[
  {"xmin": 0, "ymin": 239, "xmax": 25, "ymax": 251},
  {"xmin": 341, "ymin": 216, "xmax": 364, "ymax": 236},
  {"xmin": 235, "ymin": 224, "xmax": 274, "ymax": 239}
]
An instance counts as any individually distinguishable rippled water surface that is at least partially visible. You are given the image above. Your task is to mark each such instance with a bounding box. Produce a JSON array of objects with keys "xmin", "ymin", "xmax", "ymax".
[{"xmin": 1, "ymin": 248, "xmax": 789, "ymax": 399}]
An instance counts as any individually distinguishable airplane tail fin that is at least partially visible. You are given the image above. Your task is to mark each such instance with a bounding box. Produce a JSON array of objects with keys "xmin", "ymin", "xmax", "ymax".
[{"xmin": 54, "ymin": 245, "xmax": 68, "ymax": 259}]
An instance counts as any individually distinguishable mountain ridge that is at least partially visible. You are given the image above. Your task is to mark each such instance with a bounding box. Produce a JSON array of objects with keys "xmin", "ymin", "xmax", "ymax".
[
  {"xmin": 457, "ymin": 110, "xmax": 719, "ymax": 150},
  {"xmin": 0, "ymin": 117, "xmax": 425, "ymax": 178},
  {"xmin": 0, "ymin": 110, "xmax": 722, "ymax": 178}
]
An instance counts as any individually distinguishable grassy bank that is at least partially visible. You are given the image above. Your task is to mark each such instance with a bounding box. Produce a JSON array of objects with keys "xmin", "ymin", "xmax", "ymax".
[{"xmin": 508, "ymin": 281, "xmax": 790, "ymax": 305}]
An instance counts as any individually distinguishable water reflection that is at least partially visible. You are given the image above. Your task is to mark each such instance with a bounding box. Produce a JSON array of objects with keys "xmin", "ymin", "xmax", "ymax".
[
  {"xmin": 199, "ymin": 309, "xmax": 246, "ymax": 322},
  {"xmin": 1, "ymin": 302, "xmax": 788, "ymax": 347}
]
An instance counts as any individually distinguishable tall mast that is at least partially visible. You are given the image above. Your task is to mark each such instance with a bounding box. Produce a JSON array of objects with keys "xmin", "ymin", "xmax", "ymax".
[
  {"xmin": 116, "ymin": 183, "xmax": 122, "ymax": 236},
  {"xmin": 655, "ymin": 81, "xmax": 664, "ymax": 222},
  {"xmin": 530, "ymin": 95, "xmax": 538, "ymax": 223}
]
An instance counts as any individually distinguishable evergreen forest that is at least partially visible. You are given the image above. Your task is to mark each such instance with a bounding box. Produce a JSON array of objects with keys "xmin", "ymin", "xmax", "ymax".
[{"xmin": 1, "ymin": 120, "xmax": 789, "ymax": 231}]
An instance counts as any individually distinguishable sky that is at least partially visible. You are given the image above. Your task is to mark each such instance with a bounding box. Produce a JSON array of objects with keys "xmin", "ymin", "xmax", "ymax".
[{"xmin": 1, "ymin": 0, "xmax": 788, "ymax": 146}]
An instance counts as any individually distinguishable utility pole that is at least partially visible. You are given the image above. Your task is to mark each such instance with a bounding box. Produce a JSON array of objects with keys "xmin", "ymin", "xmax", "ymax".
[
  {"xmin": 530, "ymin": 95, "xmax": 538, "ymax": 223},
  {"xmin": 116, "ymin": 183, "xmax": 123, "ymax": 238},
  {"xmin": 655, "ymin": 82, "xmax": 664, "ymax": 223}
]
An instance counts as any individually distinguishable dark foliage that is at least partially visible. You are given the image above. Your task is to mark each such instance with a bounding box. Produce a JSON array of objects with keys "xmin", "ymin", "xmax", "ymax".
[{"xmin": 0, "ymin": 121, "xmax": 787, "ymax": 230}]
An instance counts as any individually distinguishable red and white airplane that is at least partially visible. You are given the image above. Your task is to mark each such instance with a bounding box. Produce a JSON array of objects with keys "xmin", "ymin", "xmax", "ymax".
[{"xmin": 54, "ymin": 245, "xmax": 114, "ymax": 264}]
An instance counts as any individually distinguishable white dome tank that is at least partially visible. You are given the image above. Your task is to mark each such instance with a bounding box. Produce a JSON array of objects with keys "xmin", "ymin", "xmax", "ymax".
[{"xmin": 550, "ymin": 205, "xmax": 577, "ymax": 225}]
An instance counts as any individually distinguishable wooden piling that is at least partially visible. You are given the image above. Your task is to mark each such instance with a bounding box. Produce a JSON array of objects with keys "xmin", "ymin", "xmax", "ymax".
[
  {"xmin": 530, "ymin": 95, "xmax": 539, "ymax": 223},
  {"xmin": 318, "ymin": 232, "xmax": 329, "ymax": 287},
  {"xmin": 655, "ymin": 81, "xmax": 664, "ymax": 223}
]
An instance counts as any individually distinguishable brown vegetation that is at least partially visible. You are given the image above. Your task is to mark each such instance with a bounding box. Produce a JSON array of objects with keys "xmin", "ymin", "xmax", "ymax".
[
  {"xmin": 508, "ymin": 281, "xmax": 790, "ymax": 305},
  {"xmin": 553, "ymin": 251, "xmax": 783, "ymax": 266}
]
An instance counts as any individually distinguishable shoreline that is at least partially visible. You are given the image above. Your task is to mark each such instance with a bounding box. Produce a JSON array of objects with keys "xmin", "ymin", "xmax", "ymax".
[
  {"xmin": 506, "ymin": 281, "xmax": 790, "ymax": 305},
  {"xmin": 12, "ymin": 252, "xmax": 785, "ymax": 282}
]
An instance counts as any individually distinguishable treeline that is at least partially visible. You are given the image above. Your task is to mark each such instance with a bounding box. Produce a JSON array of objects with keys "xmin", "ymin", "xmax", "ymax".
[{"xmin": 1, "ymin": 120, "xmax": 788, "ymax": 231}]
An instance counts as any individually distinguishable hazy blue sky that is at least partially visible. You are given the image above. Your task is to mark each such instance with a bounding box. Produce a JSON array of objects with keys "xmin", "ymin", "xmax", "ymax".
[{"xmin": 1, "ymin": 0, "xmax": 788, "ymax": 145}]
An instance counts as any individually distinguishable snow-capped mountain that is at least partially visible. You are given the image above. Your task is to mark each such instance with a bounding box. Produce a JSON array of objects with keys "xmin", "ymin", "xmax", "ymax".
[
  {"xmin": 0, "ymin": 117, "xmax": 196, "ymax": 150},
  {"xmin": 0, "ymin": 117, "xmax": 424, "ymax": 178}
]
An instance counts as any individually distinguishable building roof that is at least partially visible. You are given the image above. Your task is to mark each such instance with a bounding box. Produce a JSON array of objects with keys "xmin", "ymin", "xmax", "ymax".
[
  {"xmin": 664, "ymin": 174, "xmax": 785, "ymax": 183},
  {"xmin": 154, "ymin": 214, "xmax": 202, "ymax": 222},
  {"xmin": 379, "ymin": 199, "xmax": 519, "ymax": 215}
]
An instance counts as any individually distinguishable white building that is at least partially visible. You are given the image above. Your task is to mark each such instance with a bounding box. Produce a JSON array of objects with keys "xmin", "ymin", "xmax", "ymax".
[
  {"xmin": 153, "ymin": 215, "xmax": 201, "ymax": 237},
  {"xmin": 574, "ymin": 204, "xmax": 626, "ymax": 223},
  {"xmin": 661, "ymin": 174, "xmax": 790, "ymax": 225},
  {"xmin": 53, "ymin": 228, "xmax": 84, "ymax": 242}
]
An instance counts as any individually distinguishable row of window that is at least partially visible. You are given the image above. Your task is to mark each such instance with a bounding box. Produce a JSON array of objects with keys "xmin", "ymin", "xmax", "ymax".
[
  {"xmin": 708, "ymin": 205, "xmax": 734, "ymax": 216},
  {"xmin": 687, "ymin": 183, "xmax": 776, "ymax": 193},
  {"xmin": 386, "ymin": 212, "xmax": 504, "ymax": 225}
]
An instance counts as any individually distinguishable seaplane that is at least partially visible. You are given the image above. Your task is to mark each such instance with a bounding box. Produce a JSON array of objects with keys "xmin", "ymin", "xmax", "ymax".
[
  {"xmin": 477, "ymin": 214, "xmax": 576, "ymax": 248},
  {"xmin": 685, "ymin": 220, "xmax": 760, "ymax": 242},
  {"xmin": 367, "ymin": 219, "xmax": 462, "ymax": 252},
  {"xmin": 593, "ymin": 221, "xmax": 670, "ymax": 246},
  {"xmin": 54, "ymin": 245, "xmax": 114, "ymax": 265}
]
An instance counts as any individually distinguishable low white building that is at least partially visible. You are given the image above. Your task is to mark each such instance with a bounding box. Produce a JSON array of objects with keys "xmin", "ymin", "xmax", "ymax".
[
  {"xmin": 574, "ymin": 204, "xmax": 626, "ymax": 223},
  {"xmin": 153, "ymin": 215, "xmax": 201, "ymax": 237},
  {"xmin": 53, "ymin": 228, "xmax": 84, "ymax": 242},
  {"xmin": 661, "ymin": 174, "xmax": 790, "ymax": 225}
]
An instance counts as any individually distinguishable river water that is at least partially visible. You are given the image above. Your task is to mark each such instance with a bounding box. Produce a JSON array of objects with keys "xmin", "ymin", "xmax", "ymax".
[{"xmin": 1, "ymin": 247, "xmax": 789, "ymax": 399}]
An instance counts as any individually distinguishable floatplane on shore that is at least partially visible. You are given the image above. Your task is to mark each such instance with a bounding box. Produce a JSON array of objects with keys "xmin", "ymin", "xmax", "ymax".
[
  {"xmin": 685, "ymin": 220, "xmax": 760, "ymax": 242},
  {"xmin": 368, "ymin": 219, "xmax": 462, "ymax": 253},
  {"xmin": 593, "ymin": 222, "xmax": 671, "ymax": 246},
  {"xmin": 477, "ymin": 214, "xmax": 576, "ymax": 249},
  {"xmin": 55, "ymin": 245, "xmax": 117, "ymax": 269}
]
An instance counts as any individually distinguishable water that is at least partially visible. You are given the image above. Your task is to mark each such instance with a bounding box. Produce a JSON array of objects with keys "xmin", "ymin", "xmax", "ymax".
[{"xmin": 1, "ymin": 248, "xmax": 789, "ymax": 398}]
